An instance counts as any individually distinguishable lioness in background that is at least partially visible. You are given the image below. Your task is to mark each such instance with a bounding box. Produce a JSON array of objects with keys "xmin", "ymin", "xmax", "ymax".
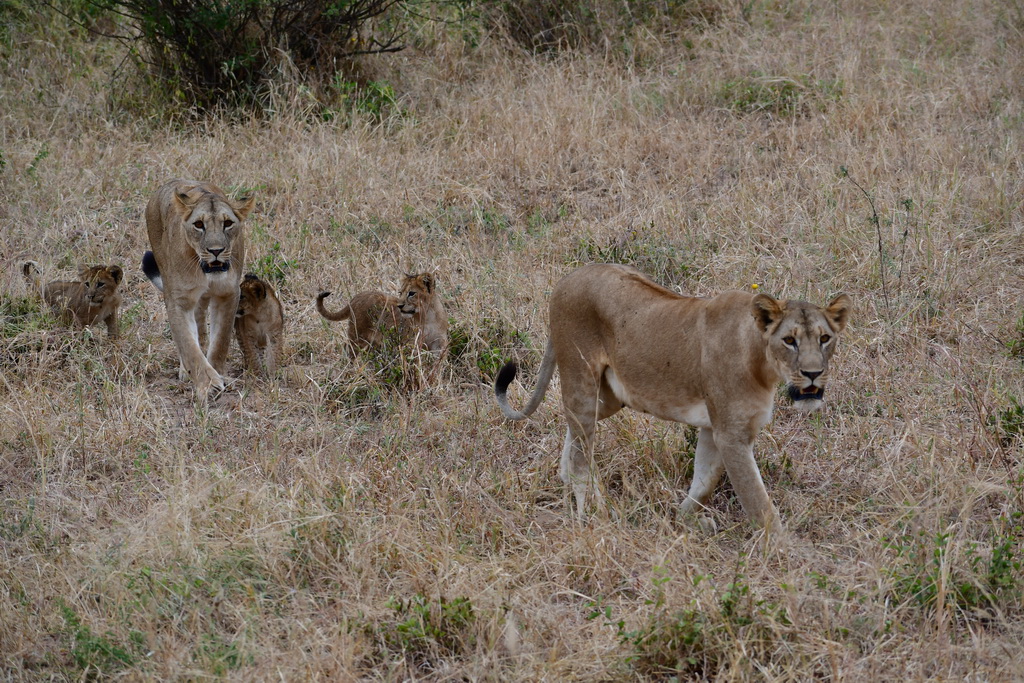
[
  {"xmin": 235, "ymin": 273, "xmax": 284, "ymax": 377},
  {"xmin": 316, "ymin": 272, "xmax": 447, "ymax": 355},
  {"xmin": 23, "ymin": 261, "xmax": 124, "ymax": 338},
  {"xmin": 142, "ymin": 179, "xmax": 255, "ymax": 399},
  {"xmin": 495, "ymin": 263, "xmax": 851, "ymax": 535}
]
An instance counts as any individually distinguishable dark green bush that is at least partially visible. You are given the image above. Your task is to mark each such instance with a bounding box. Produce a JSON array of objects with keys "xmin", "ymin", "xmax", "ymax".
[{"xmin": 79, "ymin": 0, "xmax": 407, "ymax": 110}]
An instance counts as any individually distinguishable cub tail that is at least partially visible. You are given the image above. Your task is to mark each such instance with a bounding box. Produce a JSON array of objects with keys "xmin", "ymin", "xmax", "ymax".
[{"xmin": 316, "ymin": 292, "xmax": 352, "ymax": 322}]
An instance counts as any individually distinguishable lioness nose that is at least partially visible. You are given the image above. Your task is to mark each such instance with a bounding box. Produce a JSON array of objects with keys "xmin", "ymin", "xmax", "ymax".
[
  {"xmin": 802, "ymin": 370, "xmax": 822, "ymax": 381},
  {"xmin": 208, "ymin": 248, "xmax": 224, "ymax": 258}
]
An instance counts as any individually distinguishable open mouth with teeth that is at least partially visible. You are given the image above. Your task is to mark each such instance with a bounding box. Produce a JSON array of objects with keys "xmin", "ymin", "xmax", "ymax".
[
  {"xmin": 788, "ymin": 385, "xmax": 824, "ymax": 402},
  {"xmin": 201, "ymin": 260, "xmax": 230, "ymax": 274}
]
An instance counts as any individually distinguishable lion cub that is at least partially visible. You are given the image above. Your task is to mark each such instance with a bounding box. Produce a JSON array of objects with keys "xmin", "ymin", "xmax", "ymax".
[
  {"xmin": 23, "ymin": 261, "xmax": 124, "ymax": 338},
  {"xmin": 316, "ymin": 272, "xmax": 447, "ymax": 355},
  {"xmin": 234, "ymin": 274, "xmax": 284, "ymax": 376}
]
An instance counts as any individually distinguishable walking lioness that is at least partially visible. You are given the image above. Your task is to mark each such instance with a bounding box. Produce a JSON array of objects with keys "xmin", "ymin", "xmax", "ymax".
[
  {"xmin": 495, "ymin": 263, "xmax": 851, "ymax": 534},
  {"xmin": 142, "ymin": 179, "xmax": 255, "ymax": 399}
]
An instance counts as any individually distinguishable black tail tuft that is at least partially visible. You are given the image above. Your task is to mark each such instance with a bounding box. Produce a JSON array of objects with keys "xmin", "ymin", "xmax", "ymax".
[
  {"xmin": 317, "ymin": 291, "xmax": 331, "ymax": 301},
  {"xmin": 141, "ymin": 251, "xmax": 160, "ymax": 280},
  {"xmin": 494, "ymin": 361, "xmax": 518, "ymax": 397}
]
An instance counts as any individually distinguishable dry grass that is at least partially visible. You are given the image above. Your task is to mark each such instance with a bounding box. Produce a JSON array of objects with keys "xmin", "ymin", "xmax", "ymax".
[{"xmin": 2, "ymin": 0, "xmax": 1024, "ymax": 679}]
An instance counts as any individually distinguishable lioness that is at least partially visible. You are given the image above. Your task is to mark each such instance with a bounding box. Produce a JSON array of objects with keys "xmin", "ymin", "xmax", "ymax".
[
  {"xmin": 142, "ymin": 179, "xmax": 255, "ymax": 399},
  {"xmin": 23, "ymin": 261, "xmax": 124, "ymax": 338},
  {"xmin": 316, "ymin": 272, "xmax": 447, "ymax": 354},
  {"xmin": 495, "ymin": 263, "xmax": 851, "ymax": 533},
  {"xmin": 235, "ymin": 273, "xmax": 284, "ymax": 376}
]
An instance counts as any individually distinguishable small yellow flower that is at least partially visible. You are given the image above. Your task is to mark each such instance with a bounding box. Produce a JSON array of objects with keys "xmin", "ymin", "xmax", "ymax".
[{"xmin": 751, "ymin": 283, "xmax": 759, "ymax": 290}]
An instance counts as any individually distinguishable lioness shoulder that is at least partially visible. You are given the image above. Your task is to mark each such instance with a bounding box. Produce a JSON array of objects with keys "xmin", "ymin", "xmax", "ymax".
[
  {"xmin": 23, "ymin": 261, "xmax": 124, "ymax": 338},
  {"xmin": 494, "ymin": 263, "xmax": 851, "ymax": 536},
  {"xmin": 316, "ymin": 272, "xmax": 447, "ymax": 355},
  {"xmin": 234, "ymin": 273, "xmax": 285, "ymax": 376}
]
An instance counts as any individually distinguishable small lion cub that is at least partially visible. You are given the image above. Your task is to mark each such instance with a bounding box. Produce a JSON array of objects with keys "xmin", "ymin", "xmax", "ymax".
[
  {"xmin": 316, "ymin": 272, "xmax": 447, "ymax": 355},
  {"xmin": 23, "ymin": 261, "xmax": 124, "ymax": 338},
  {"xmin": 234, "ymin": 273, "xmax": 285, "ymax": 376}
]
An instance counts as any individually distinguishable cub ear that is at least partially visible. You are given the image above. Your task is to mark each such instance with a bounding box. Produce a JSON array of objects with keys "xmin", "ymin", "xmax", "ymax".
[
  {"xmin": 107, "ymin": 265, "xmax": 124, "ymax": 285},
  {"xmin": 825, "ymin": 293, "xmax": 852, "ymax": 332},
  {"xmin": 751, "ymin": 292, "xmax": 784, "ymax": 332},
  {"xmin": 231, "ymin": 193, "xmax": 256, "ymax": 220},
  {"xmin": 253, "ymin": 280, "xmax": 267, "ymax": 300},
  {"xmin": 421, "ymin": 273, "xmax": 433, "ymax": 293}
]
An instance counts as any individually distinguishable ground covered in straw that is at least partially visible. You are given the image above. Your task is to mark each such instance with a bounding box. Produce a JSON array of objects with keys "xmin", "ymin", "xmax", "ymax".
[{"xmin": 2, "ymin": 1, "xmax": 1023, "ymax": 679}]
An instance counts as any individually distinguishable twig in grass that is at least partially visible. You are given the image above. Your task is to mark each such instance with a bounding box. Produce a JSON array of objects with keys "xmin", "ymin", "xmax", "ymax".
[{"xmin": 840, "ymin": 166, "xmax": 891, "ymax": 321}]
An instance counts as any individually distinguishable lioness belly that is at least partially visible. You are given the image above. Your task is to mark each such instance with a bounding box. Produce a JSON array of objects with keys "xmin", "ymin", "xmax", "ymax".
[{"xmin": 604, "ymin": 367, "xmax": 711, "ymax": 428}]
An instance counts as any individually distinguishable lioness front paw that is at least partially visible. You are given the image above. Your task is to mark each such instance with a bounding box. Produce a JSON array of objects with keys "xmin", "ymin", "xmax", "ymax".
[{"xmin": 192, "ymin": 363, "xmax": 225, "ymax": 400}]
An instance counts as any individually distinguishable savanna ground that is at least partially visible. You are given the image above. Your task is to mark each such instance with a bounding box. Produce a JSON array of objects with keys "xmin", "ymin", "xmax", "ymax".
[{"xmin": 2, "ymin": 0, "xmax": 1024, "ymax": 679}]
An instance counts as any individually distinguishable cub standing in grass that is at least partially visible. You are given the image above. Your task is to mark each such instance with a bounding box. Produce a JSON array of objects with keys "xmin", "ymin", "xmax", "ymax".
[
  {"xmin": 141, "ymin": 179, "xmax": 255, "ymax": 400},
  {"xmin": 316, "ymin": 272, "xmax": 448, "ymax": 355},
  {"xmin": 22, "ymin": 261, "xmax": 124, "ymax": 339},
  {"xmin": 495, "ymin": 263, "xmax": 851, "ymax": 536},
  {"xmin": 234, "ymin": 273, "xmax": 284, "ymax": 377}
]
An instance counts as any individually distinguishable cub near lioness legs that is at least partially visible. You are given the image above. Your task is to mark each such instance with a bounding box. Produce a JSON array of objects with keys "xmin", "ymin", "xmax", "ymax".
[
  {"xmin": 316, "ymin": 272, "xmax": 447, "ymax": 355},
  {"xmin": 235, "ymin": 273, "xmax": 284, "ymax": 376},
  {"xmin": 495, "ymin": 263, "xmax": 851, "ymax": 534},
  {"xmin": 23, "ymin": 261, "xmax": 124, "ymax": 338},
  {"xmin": 142, "ymin": 179, "xmax": 255, "ymax": 400}
]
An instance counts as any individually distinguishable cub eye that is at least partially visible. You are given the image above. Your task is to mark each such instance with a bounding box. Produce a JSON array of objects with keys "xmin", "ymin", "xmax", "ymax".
[
  {"xmin": 224, "ymin": 219, "xmax": 234, "ymax": 228},
  {"xmin": 820, "ymin": 334, "xmax": 832, "ymax": 344},
  {"xmin": 96, "ymin": 282, "xmax": 105, "ymax": 288},
  {"xmin": 408, "ymin": 291, "xmax": 416, "ymax": 298},
  {"xmin": 193, "ymin": 220, "xmax": 205, "ymax": 230},
  {"xmin": 782, "ymin": 336, "xmax": 796, "ymax": 347}
]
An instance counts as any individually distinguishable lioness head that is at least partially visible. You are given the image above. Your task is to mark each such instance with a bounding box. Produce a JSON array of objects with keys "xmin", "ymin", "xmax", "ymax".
[
  {"xmin": 752, "ymin": 292, "xmax": 852, "ymax": 412},
  {"xmin": 397, "ymin": 273, "xmax": 435, "ymax": 318},
  {"xmin": 237, "ymin": 273, "xmax": 269, "ymax": 318},
  {"xmin": 173, "ymin": 184, "xmax": 255, "ymax": 274},
  {"xmin": 79, "ymin": 265, "xmax": 124, "ymax": 306}
]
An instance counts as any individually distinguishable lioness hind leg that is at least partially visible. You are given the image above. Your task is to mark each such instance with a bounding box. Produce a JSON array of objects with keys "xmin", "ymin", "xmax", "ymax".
[{"xmin": 560, "ymin": 426, "xmax": 602, "ymax": 516}]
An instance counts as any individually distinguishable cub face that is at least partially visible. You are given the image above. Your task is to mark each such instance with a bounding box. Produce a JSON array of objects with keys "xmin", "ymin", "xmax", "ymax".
[
  {"xmin": 396, "ymin": 273, "xmax": 435, "ymax": 317},
  {"xmin": 78, "ymin": 265, "xmax": 124, "ymax": 307},
  {"xmin": 752, "ymin": 293, "xmax": 852, "ymax": 412},
  {"xmin": 173, "ymin": 185, "xmax": 255, "ymax": 274},
  {"xmin": 236, "ymin": 273, "xmax": 270, "ymax": 317}
]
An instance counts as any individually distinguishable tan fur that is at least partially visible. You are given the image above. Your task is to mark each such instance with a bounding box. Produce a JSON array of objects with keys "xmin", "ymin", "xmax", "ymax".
[
  {"xmin": 234, "ymin": 274, "xmax": 284, "ymax": 377},
  {"xmin": 23, "ymin": 261, "xmax": 124, "ymax": 338},
  {"xmin": 495, "ymin": 263, "xmax": 852, "ymax": 534},
  {"xmin": 143, "ymin": 178, "xmax": 255, "ymax": 399},
  {"xmin": 315, "ymin": 272, "xmax": 448, "ymax": 355}
]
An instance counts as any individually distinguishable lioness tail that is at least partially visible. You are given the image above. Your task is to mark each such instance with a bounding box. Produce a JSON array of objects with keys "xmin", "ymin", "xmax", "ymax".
[
  {"xmin": 494, "ymin": 339, "xmax": 557, "ymax": 420},
  {"xmin": 141, "ymin": 251, "xmax": 163, "ymax": 292}
]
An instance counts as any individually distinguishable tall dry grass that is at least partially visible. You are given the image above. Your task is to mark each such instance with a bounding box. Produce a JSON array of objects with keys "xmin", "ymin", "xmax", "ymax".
[{"xmin": 2, "ymin": 0, "xmax": 1024, "ymax": 679}]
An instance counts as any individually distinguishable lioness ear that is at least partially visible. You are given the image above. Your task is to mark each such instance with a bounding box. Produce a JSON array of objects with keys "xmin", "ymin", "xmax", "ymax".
[
  {"xmin": 231, "ymin": 193, "xmax": 256, "ymax": 220},
  {"xmin": 108, "ymin": 265, "xmax": 124, "ymax": 285},
  {"xmin": 751, "ymin": 293, "xmax": 784, "ymax": 332},
  {"xmin": 825, "ymin": 293, "xmax": 852, "ymax": 332},
  {"xmin": 174, "ymin": 185, "xmax": 204, "ymax": 209}
]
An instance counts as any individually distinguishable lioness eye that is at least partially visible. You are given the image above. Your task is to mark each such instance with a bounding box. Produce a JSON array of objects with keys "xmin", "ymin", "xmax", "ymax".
[
  {"xmin": 224, "ymin": 219, "xmax": 234, "ymax": 228},
  {"xmin": 820, "ymin": 334, "xmax": 831, "ymax": 344},
  {"xmin": 782, "ymin": 336, "xmax": 796, "ymax": 346},
  {"xmin": 194, "ymin": 220, "xmax": 205, "ymax": 230}
]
